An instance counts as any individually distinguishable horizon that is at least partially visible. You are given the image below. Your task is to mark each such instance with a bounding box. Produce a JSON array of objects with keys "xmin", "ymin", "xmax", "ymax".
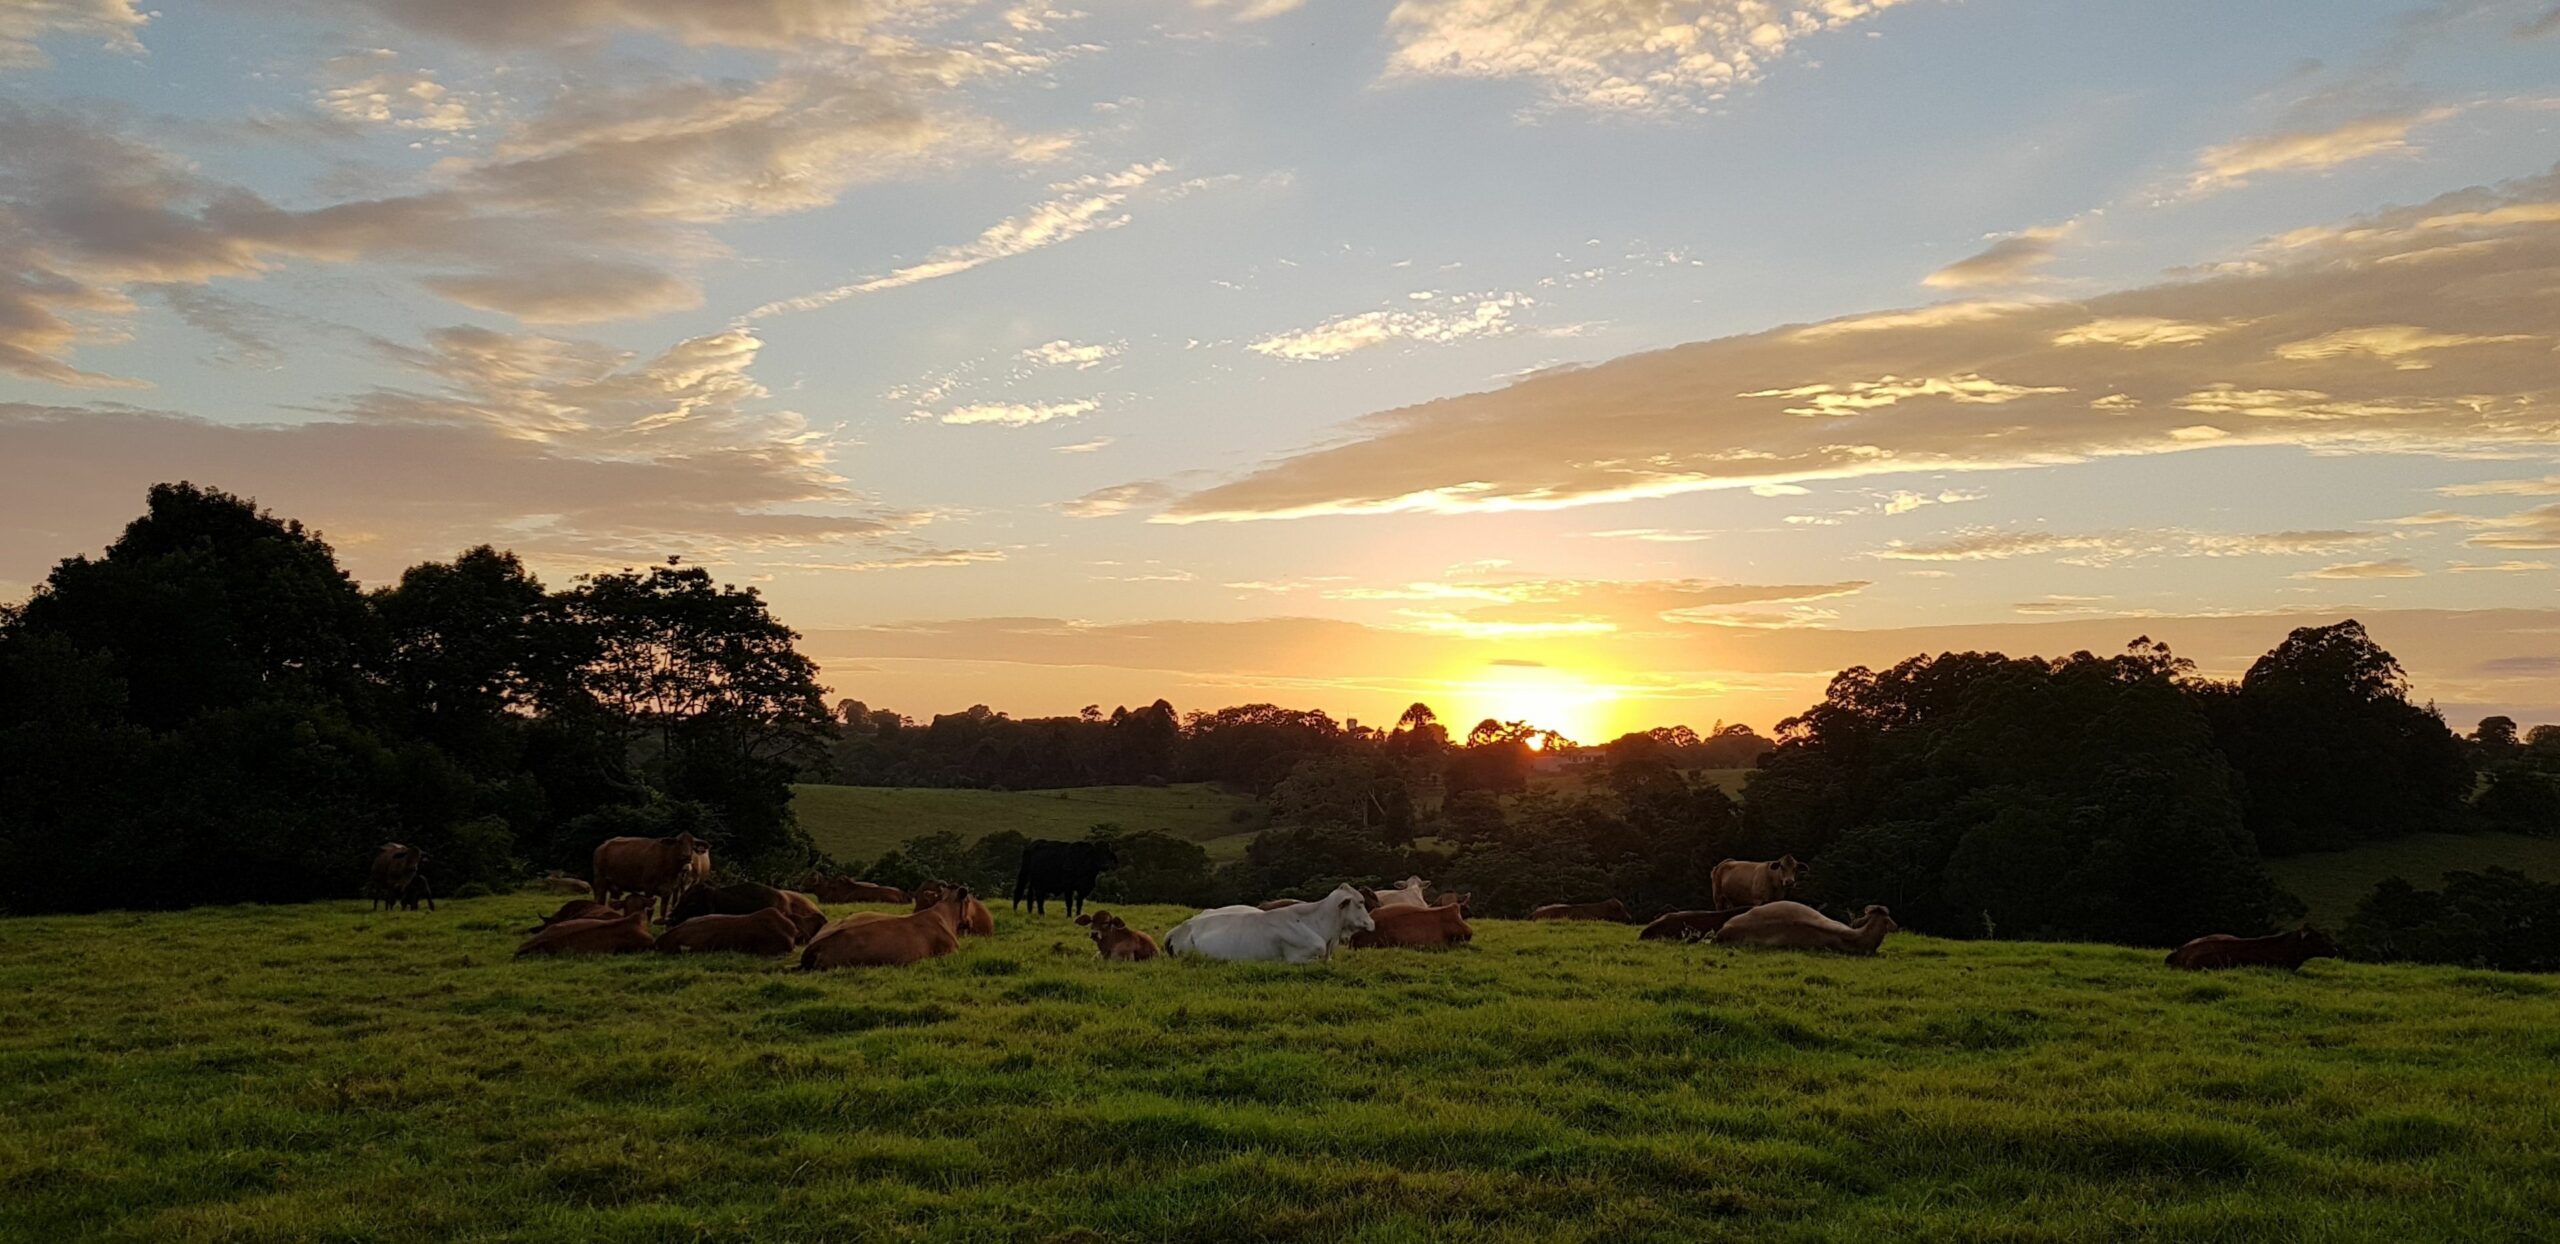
[{"xmin": 4, "ymin": 2, "xmax": 2559, "ymax": 742}]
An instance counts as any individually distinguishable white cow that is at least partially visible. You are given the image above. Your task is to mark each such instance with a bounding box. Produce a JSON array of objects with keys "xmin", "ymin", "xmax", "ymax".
[
  {"xmin": 1371, "ymin": 876, "xmax": 1430, "ymax": 910},
  {"xmin": 1165, "ymin": 883, "xmax": 1376, "ymax": 963}
]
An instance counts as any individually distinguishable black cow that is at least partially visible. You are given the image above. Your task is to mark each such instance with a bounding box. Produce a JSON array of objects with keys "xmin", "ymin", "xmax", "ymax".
[{"xmin": 1012, "ymin": 840, "xmax": 1119, "ymax": 918}]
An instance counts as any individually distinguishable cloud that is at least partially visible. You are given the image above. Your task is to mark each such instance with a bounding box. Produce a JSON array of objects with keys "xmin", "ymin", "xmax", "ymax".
[
  {"xmin": 2465, "ymin": 503, "xmax": 2560, "ymax": 550},
  {"xmin": 2052, "ymin": 316, "xmax": 2236, "ymax": 349},
  {"xmin": 349, "ymin": 0, "xmax": 943, "ymax": 50},
  {"xmin": 0, "ymin": 0, "xmax": 144, "ymax": 68},
  {"xmin": 421, "ymin": 261, "xmax": 704, "ymax": 323},
  {"xmin": 1052, "ymin": 436, "xmax": 1114, "ymax": 453},
  {"xmin": 1877, "ymin": 527, "xmax": 2381, "ymax": 565},
  {"xmin": 2448, "ymin": 559, "xmax": 2552, "ymax": 573},
  {"xmin": 1025, "ymin": 339, "xmax": 1117, "ymax": 368},
  {"xmin": 1380, "ymin": 0, "xmax": 1919, "ymax": 115},
  {"xmin": 2294, "ymin": 557, "xmax": 2424, "ymax": 579},
  {"xmin": 317, "ymin": 51, "xmax": 479, "ymax": 133},
  {"xmin": 939, "ymin": 398, "xmax": 1098, "ymax": 427},
  {"xmin": 1158, "ymin": 165, "xmax": 2560, "ymax": 523},
  {"xmin": 1062, "ymin": 481, "xmax": 1173, "ymax": 517},
  {"xmin": 1249, "ymin": 294, "xmax": 1527, "ymax": 361},
  {"xmin": 2186, "ymin": 108, "xmax": 2458, "ymax": 195},
  {"xmin": 750, "ymin": 162, "xmax": 1170, "ymax": 317},
  {"xmin": 1925, "ymin": 223, "xmax": 2074, "ymax": 289},
  {"xmin": 2441, "ymin": 475, "xmax": 2560, "ymax": 497},
  {"xmin": 2273, "ymin": 324, "xmax": 2534, "ymax": 368}
]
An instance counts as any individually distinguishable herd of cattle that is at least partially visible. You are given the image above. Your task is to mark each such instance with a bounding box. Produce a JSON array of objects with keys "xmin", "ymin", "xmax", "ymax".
[{"xmin": 367, "ymin": 835, "xmax": 2341, "ymax": 972}]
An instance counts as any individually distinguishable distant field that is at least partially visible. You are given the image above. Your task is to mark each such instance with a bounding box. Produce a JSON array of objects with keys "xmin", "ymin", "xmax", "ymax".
[
  {"xmin": 3, "ymin": 893, "xmax": 2554, "ymax": 1240},
  {"xmin": 2269, "ymin": 832, "xmax": 2560, "ymax": 925},
  {"xmin": 794, "ymin": 782, "xmax": 1266, "ymax": 865}
]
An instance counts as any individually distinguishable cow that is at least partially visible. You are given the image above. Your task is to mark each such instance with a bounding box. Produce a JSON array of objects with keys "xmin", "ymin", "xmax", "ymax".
[
  {"xmin": 1530, "ymin": 898, "xmax": 1633, "ymax": 923},
  {"xmin": 526, "ymin": 894, "xmax": 650, "ymax": 933},
  {"xmin": 367, "ymin": 843, "xmax": 433, "ymax": 912},
  {"xmin": 1076, "ymin": 910, "xmax": 1161, "ymax": 961},
  {"xmin": 790, "ymin": 873, "xmax": 909, "ymax": 905},
  {"xmin": 514, "ymin": 908, "xmax": 654, "ymax": 957},
  {"xmin": 2166, "ymin": 927, "xmax": 2337, "ymax": 971},
  {"xmin": 1012, "ymin": 840, "xmax": 1119, "ymax": 917},
  {"xmin": 1714, "ymin": 901, "xmax": 1896, "ymax": 955},
  {"xmin": 913, "ymin": 880, "xmax": 994, "ymax": 936},
  {"xmin": 1637, "ymin": 908, "xmax": 1753, "ymax": 942},
  {"xmin": 536, "ymin": 871, "xmax": 592, "ymax": 895},
  {"xmin": 1710, "ymin": 855, "xmax": 1806, "ymax": 909},
  {"xmin": 1163, "ymin": 883, "xmax": 1375, "ymax": 963},
  {"xmin": 1350, "ymin": 895, "xmax": 1473, "ymax": 949},
  {"xmin": 1371, "ymin": 876, "xmax": 1431, "ymax": 910},
  {"xmin": 655, "ymin": 907, "xmax": 799, "ymax": 956},
  {"xmin": 664, "ymin": 881, "xmax": 828, "ymax": 944},
  {"xmin": 800, "ymin": 884, "xmax": 978, "ymax": 970},
  {"xmin": 1255, "ymin": 888, "xmax": 1384, "ymax": 913},
  {"xmin": 591, "ymin": 832, "xmax": 708, "ymax": 921}
]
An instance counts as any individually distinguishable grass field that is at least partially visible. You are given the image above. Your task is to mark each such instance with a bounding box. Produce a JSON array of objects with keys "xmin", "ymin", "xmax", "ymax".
[
  {"xmin": 2267, "ymin": 832, "xmax": 2560, "ymax": 925},
  {"xmin": 4, "ymin": 893, "xmax": 2556, "ymax": 1241},
  {"xmin": 793, "ymin": 783, "xmax": 1266, "ymax": 865}
]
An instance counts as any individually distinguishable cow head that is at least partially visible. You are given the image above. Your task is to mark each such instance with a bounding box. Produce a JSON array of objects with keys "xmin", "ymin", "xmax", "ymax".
[
  {"xmin": 911, "ymin": 881, "xmax": 945, "ymax": 910},
  {"xmin": 1328, "ymin": 883, "xmax": 1376, "ymax": 933},
  {"xmin": 1603, "ymin": 898, "xmax": 1632, "ymax": 922},
  {"xmin": 1859, "ymin": 904, "xmax": 1899, "ymax": 934},
  {"xmin": 2294, "ymin": 925, "xmax": 2338, "ymax": 961},
  {"xmin": 1772, "ymin": 855, "xmax": 1805, "ymax": 891},
  {"xmin": 1081, "ymin": 841, "xmax": 1120, "ymax": 871},
  {"xmin": 933, "ymin": 884, "xmax": 976, "ymax": 921}
]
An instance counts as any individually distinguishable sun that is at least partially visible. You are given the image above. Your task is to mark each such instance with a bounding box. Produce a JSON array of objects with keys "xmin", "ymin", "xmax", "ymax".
[{"xmin": 1458, "ymin": 661, "xmax": 1618, "ymax": 746}]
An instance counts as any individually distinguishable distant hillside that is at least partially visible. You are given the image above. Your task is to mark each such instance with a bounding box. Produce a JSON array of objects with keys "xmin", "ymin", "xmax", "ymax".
[
  {"xmin": 2268, "ymin": 832, "xmax": 2560, "ymax": 925},
  {"xmin": 792, "ymin": 783, "xmax": 1268, "ymax": 866}
]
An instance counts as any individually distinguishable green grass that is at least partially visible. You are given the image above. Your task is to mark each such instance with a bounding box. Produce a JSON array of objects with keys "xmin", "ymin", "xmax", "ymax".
[
  {"xmin": 4, "ymin": 894, "xmax": 2557, "ymax": 1241},
  {"xmin": 793, "ymin": 782, "xmax": 1267, "ymax": 864},
  {"xmin": 2268, "ymin": 832, "xmax": 2560, "ymax": 925}
]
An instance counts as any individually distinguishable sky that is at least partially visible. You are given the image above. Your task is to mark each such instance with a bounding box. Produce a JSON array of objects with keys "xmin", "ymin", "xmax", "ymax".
[{"xmin": 2, "ymin": 0, "xmax": 2558, "ymax": 741}]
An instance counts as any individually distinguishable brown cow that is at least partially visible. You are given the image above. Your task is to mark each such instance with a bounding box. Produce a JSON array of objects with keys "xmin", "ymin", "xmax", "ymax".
[
  {"xmin": 1076, "ymin": 910, "xmax": 1161, "ymax": 961},
  {"xmin": 1638, "ymin": 907, "xmax": 1753, "ymax": 942},
  {"xmin": 800, "ymin": 884, "xmax": 977, "ymax": 970},
  {"xmin": 1714, "ymin": 901, "xmax": 1896, "ymax": 955},
  {"xmin": 1350, "ymin": 895, "xmax": 1474, "ymax": 949},
  {"xmin": 912, "ymin": 880, "xmax": 994, "ymax": 936},
  {"xmin": 665, "ymin": 882, "xmax": 828, "ymax": 944},
  {"xmin": 526, "ymin": 894, "xmax": 649, "ymax": 933},
  {"xmin": 536, "ymin": 871, "xmax": 592, "ymax": 895},
  {"xmin": 2166, "ymin": 927, "xmax": 2337, "ymax": 971},
  {"xmin": 591, "ymin": 832, "xmax": 708, "ymax": 921},
  {"xmin": 1710, "ymin": 855, "xmax": 1805, "ymax": 909},
  {"xmin": 514, "ymin": 908, "xmax": 654, "ymax": 957},
  {"xmin": 791, "ymin": 873, "xmax": 910, "ymax": 905},
  {"xmin": 655, "ymin": 907, "xmax": 799, "ymax": 956},
  {"xmin": 368, "ymin": 843, "xmax": 433, "ymax": 912},
  {"xmin": 1530, "ymin": 898, "xmax": 1632, "ymax": 923}
]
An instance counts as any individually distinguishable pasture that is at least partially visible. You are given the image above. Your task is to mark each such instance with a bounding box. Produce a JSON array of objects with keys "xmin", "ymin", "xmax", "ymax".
[
  {"xmin": 792, "ymin": 783, "xmax": 1266, "ymax": 863},
  {"xmin": 2265, "ymin": 831, "xmax": 2560, "ymax": 925},
  {"xmin": 3, "ymin": 894, "xmax": 2556, "ymax": 1242}
]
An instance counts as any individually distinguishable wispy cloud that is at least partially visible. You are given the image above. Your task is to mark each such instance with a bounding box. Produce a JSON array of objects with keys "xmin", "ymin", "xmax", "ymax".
[
  {"xmin": 938, "ymin": 398, "xmax": 1098, "ymax": 427},
  {"xmin": 1249, "ymin": 294, "xmax": 1528, "ymax": 361},
  {"xmin": 2294, "ymin": 557, "xmax": 2424, "ymax": 579},
  {"xmin": 1925, "ymin": 222, "xmax": 2076, "ymax": 289},
  {"xmin": 2186, "ymin": 108, "xmax": 2459, "ymax": 195}
]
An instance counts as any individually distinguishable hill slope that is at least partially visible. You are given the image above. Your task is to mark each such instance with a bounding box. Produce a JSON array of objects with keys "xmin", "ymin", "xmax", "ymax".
[
  {"xmin": 2, "ymin": 893, "xmax": 2554, "ymax": 1240},
  {"xmin": 793, "ymin": 782, "xmax": 1266, "ymax": 865},
  {"xmin": 2268, "ymin": 832, "xmax": 2560, "ymax": 925}
]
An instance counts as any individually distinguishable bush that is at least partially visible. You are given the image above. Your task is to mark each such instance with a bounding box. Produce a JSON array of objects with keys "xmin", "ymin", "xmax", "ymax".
[
  {"xmin": 2342, "ymin": 868, "xmax": 2560, "ymax": 972},
  {"xmin": 452, "ymin": 882, "xmax": 494, "ymax": 899}
]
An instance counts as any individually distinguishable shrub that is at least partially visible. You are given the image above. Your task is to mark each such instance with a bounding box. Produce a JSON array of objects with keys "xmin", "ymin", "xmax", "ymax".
[{"xmin": 2342, "ymin": 868, "xmax": 2560, "ymax": 972}]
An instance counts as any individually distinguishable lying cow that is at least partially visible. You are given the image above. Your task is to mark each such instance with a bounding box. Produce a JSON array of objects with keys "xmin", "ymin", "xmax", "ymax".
[
  {"xmin": 1530, "ymin": 898, "xmax": 1632, "ymax": 923},
  {"xmin": 1076, "ymin": 910, "xmax": 1160, "ymax": 961},
  {"xmin": 536, "ymin": 871, "xmax": 592, "ymax": 895},
  {"xmin": 1710, "ymin": 855, "xmax": 1805, "ymax": 909},
  {"xmin": 801, "ymin": 885, "xmax": 978, "ymax": 970},
  {"xmin": 1714, "ymin": 901, "xmax": 1896, "ymax": 955},
  {"xmin": 2166, "ymin": 927, "xmax": 2337, "ymax": 971},
  {"xmin": 1165, "ymin": 884, "xmax": 1375, "ymax": 963},
  {"xmin": 1351, "ymin": 895, "xmax": 1473, "ymax": 949},
  {"xmin": 913, "ymin": 880, "xmax": 994, "ymax": 936},
  {"xmin": 526, "ymin": 894, "xmax": 650, "ymax": 933},
  {"xmin": 592, "ymin": 831, "xmax": 709, "ymax": 921},
  {"xmin": 1371, "ymin": 876, "xmax": 1431, "ymax": 910},
  {"xmin": 515, "ymin": 908, "xmax": 654, "ymax": 957},
  {"xmin": 1637, "ymin": 908, "xmax": 1753, "ymax": 942},
  {"xmin": 368, "ymin": 843, "xmax": 433, "ymax": 912},
  {"xmin": 791, "ymin": 873, "xmax": 910, "ymax": 905},
  {"xmin": 665, "ymin": 881, "xmax": 827, "ymax": 944},
  {"xmin": 655, "ymin": 907, "xmax": 799, "ymax": 956}
]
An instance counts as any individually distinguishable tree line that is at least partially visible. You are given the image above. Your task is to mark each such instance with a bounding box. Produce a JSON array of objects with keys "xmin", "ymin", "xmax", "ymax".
[{"xmin": 5, "ymin": 484, "xmax": 2556, "ymax": 961}]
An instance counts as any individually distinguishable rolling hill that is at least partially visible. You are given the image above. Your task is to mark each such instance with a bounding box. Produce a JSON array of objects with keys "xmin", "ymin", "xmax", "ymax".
[{"xmin": 793, "ymin": 782, "xmax": 1269, "ymax": 865}]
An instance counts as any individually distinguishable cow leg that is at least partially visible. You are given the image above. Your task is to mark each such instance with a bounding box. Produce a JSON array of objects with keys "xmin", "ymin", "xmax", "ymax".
[{"xmin": 416, "ymin": 877, "xmax": 436, "ymax": 912}]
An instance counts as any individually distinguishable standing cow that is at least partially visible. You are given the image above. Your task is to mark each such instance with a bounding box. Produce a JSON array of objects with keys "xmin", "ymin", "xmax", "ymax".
[
  {"xmin": 1710, "ymin": 855, "xmax": 1806, "ymax": 909},
  {"xmin": 367, "ymin": 843, "xmax": 433, "ymax": 912},
  {"xmin": 591, "ymin": 831, "xmax": 709, "ymax": 921},
  {"xmin": 1011, "ymin": 840, "xmax": 1119, "ymax": 917}
]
